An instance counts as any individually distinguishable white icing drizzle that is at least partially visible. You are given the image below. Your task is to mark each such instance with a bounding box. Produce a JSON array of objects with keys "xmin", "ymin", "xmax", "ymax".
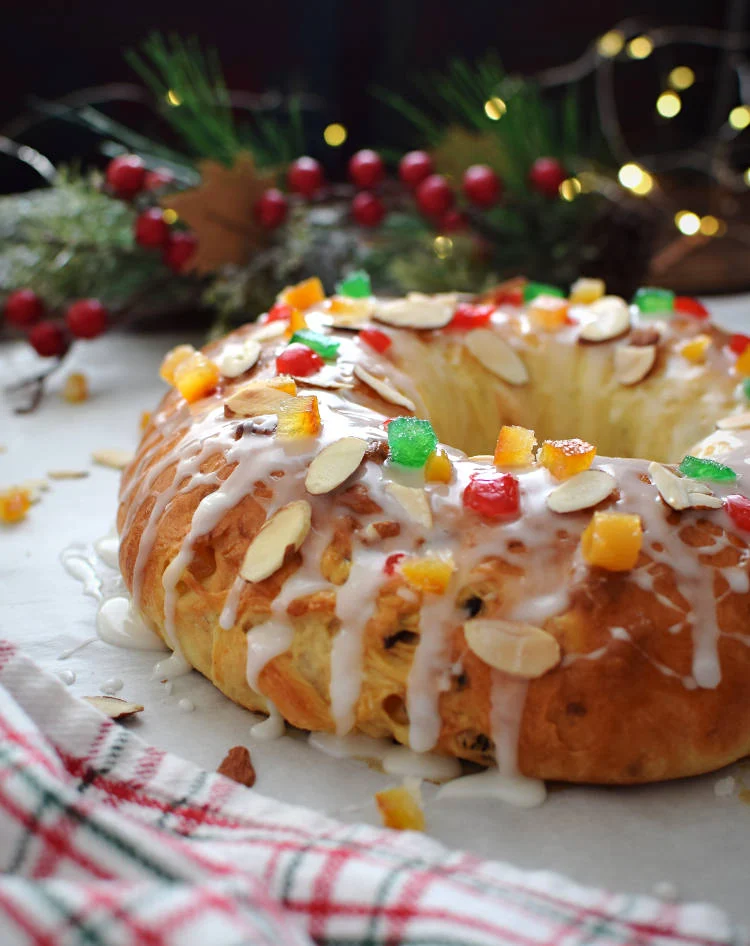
[
  {"xmin": 96, "ymin": 596, "xmax": 167, "ymax": 652},
  {"xmin": 251, "ymin": 701, "xmax": 286, "ymax": 740},
  {"xmin": 307, "ymin": 732, "xmax": 461, "ymax": 781}
]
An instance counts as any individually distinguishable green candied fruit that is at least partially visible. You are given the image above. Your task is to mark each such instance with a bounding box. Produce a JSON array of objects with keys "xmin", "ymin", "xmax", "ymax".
[
  {"xmin": 523, "ymin": 281, "xmax": 565, "ymax": 303},
  {"xmin": 678, "ymin": 455, "xmax": 737, "ymax": 483},
  {"xmin": 289, "ymin": 329, "xmax": 340, "ymax": 361},
  {"xmin": 633, "ymin": 286, "xmax": 675, "ymax": 315},
  {"xmin": 387, "ymin": 417, "xmax": 438, "ymax": 468},
  {"xmin": 743, "ymin": 378, "xmax": 750, "ymax": 401},
  {"xmin": 336, "ymin": 270, "xmax": 372, "ymax": 298}
]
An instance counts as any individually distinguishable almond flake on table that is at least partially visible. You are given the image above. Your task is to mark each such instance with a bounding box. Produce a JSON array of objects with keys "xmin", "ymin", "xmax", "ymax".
[
  {"xmin": 92, "ymin": 448, "xmax": 135, "ymax": 470},
  {"xmin": 47, "ymin": 469, "xmax": 90, "ymax": 480}
]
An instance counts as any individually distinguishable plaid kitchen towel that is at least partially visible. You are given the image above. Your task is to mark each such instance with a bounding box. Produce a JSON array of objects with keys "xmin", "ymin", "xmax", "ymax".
[{"xmin": 0, "ymin": 640, "xmax": 743, "ymax": 946}]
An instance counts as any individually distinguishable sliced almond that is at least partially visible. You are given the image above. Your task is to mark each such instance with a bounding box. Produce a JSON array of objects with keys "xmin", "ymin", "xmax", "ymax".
[
  {"xmin": 83, "ymin": 696, "xmax": 144, "ymax": 719},
  {"xmin": 92, "ymin": 448, "xmax": 134, "ymax": 470},
  {"xmin": 687, "ymin": 491, "xmax": 723, "ymax": 509},
  {"xmin": 305, "ymin": 437, "xmax": 368, "ymax": 495},
  {"xmin": 359, "ymin": 520, "xmax": 401, "ymax": 545},
  {"xmin": 240, "ymin": 500, "xmax": 312, "ymax": 583},
  {"xmin": 374, "ymin": 293, "xmax": 456, "ymax": 330},
  {"xmin": 648, "ymin": 462, "xmax": 694, "ymax": 511},
  {"xmin": 253, "ymin": 320, "xmax": 288, "ymax": 342},
  {"xmin": 354, "ymin": 365, "xmax": 416, "ymax": 411},
  {"xmin": 48, "ymin": 469, "xmax": 89, "ymax": 480},
  {"xmin": 218, "ymin": 339, "xmax": 261, "ymax": 378},
  {"xmin": 295, "ymin": 372, "xmax": 354, "ymax": 390},
  {"xmin": 614, "ymin": 344, "xmax": 657, "ymax": 386},
  {"xmin": 716, "ymin": 411, "xmax": 750, "ymax": 431},
  {"xmin": 578, "ymin": 296, "xmax": 631, "ymax": 343},
  {"xmin": 384, "ymin": 482, "xmax": 433, "ymax": 529},
  {"xmin": 464, "ymin": 329, "xmax": 528, "ymax": 386},
  {"xmin": 464, "ymin": 618, "xmax": 561, "ymax": 679},
  {"xmin": 546, "ymin": 469, "xmax": 617, "ymax": 514},
  {"xmin": 224, "ymin": 378, "xmax": 297, "ymax": 417}
]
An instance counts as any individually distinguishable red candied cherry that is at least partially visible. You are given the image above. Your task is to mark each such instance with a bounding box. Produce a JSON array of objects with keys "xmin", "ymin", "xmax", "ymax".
[
  {"xmin": 463, "ymin": 471, "xmax": 520, "ymax": 519},
  {"xmin": 266, "ymin": 302, "xmax": 293, "ymax": 323},
  {"xmin": 105, "ymin": 155, "xmax": 146, "ymax": 198},
  {"xmin": 398, "ymin": 150, "xmax": 434, "ymax": 187},
  {"xmin": 4, "ymin": 289, "xmax": 44, "ymax": 328},
  {"xmin": 287, "ymin": 156, "xmax": 324, "ymax": 197},
  {"xmin": 276, "ymin": 343, "xmax": 324, "ymax": 377},
  {"xmin": 528, "ymin": 157, "xmax": 567, "ymax": 198},
  {"xmin": 462, "ymin": 164, "xmax": 502, "ymax": 207},
  {"xmin": 674, "ymin": 296, "xmax": 709, "ymax": 319},
  {"xmin": 163, "ymin": 232, "xmax": 198, "ymax": 272},
  {"xmin": 384, "ymin": 552, "xmax": 405, "ymax": 575},
  {"xmin": 415, "ymin": 174, "xmax": 454, "ymax": 216},
  {"xmin": 439, "ymin": 209, "xmax": 468, "ymax": 232},
  {"xmin": 29, "ymin": 320, "xmax": 68, "ymax": 357},
  {"xmin": 349, "ymin": 149, "xmax": 385, "ymax": 189},
  {"xmin": 65, "ymin": 299, "xmax": 108, "ymax": 339},
  {"xmin": 254, "ymin": 188, "xmax": 288, "ymax": 229},
  {"xmin": 725, "ymin": 495, "xmax": 750, "ymax": 531},
  {"xmin": 352, "ymin": 192, "xmax": 386, "ymax": 227},
  {"xmin": 446, "ymin": 302, "xmax": 495, "ymax": 331},
  {"xmin": 729, "ymin": 334, "xmax": 750, "ymax": 356},
  {"xmin": 359, "ymin": 327, "xmax": 392, "ymax": 353},
  {"xmin": 135, "ymin": 208, "xmax": 170, "ymax": 248},
  {"xmin": 144, "ymin": 167, "xmax": 174, "ymax": 191}
]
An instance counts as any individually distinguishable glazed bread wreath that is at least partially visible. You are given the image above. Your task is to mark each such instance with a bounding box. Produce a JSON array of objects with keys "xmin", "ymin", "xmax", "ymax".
[{"xmin": 118, "ymin": 277, "xmax": 750, "ymax": 786}]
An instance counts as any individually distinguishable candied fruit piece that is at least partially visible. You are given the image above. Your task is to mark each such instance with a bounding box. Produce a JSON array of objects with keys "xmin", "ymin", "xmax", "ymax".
[
  {"xmin": 276, "ymin": 395, "xmax": 321, "ymax": 439},
  {"xmin": 446, "ymin": 303, "xmax": 495, "ymax": 331},
  {"xmin": 729, "ymin": 333, "xmax": 750, "ymax": 356},
  {"xmin": 387, "ymin": 417, "xmax": 438, "ymax": 468},
  {"xmin": 674, "ymin": 296, "xmax": 709, "ymax": 319},
  {"xmin": 160, "ymin": 344, "xmax": 196, "ymax": 383},
  {"xmin": 173, "ymin": 352, "xmax": 220, "ymax": 403},
  {"xmin": 62, "ymin": 372, "xmax": 88, "ymax": 403},
  {"xmin": 736, "ymin": 346, "xmax": 750, "ymax": 376},
  {"xmin": 284, "ymin": 308, "xmax": 308, "ymax": 338},
  {"xmin": 581, "ymin": 511, "xmax": 642, "ymax": 571},
  {"xmin": 280, "ymin": 276, "xmax": 325, "ymax": 310},
  {"xmin": 725, "ymin": 494, "xmax": 750, "ymax": 531},
  {"xmin": 539, "ymin": 438, "xmax": 596, "ymax": 480},
  {"xmin": 399, "ymin": 555, "xmax": 455, "ymax": 594},
  {"xmin": 359, "ymin": 327, "xmax": 392, "ymax": 353},
  {"xmin": 266, "ymin": 302, "xmax": 293, "ymax": 323},
  {"xmin": 384, "ymin": 552, "xmax": 406, "ymax": 576},
  {"xmin": 139, "ymin": 410, "xmax": 151, "ymax": 432},
  {"xmin": 528, "ymin": 295, "xmax": 569, "ymax": 332},
  {"xmin": 679, "ymin": 334, "xmax": 711, "ymax": 364},
  {"xmin": 569, "ymin": 277, "xmax": 605, "ymax": 305},
  {"xmin": 632, "ymin": 286, "xmax": 674, "ymax": 315},
  {"xmin": 276, "ymin": 344, "xmax": 324, "ymax": 377},
  {"xmin": 743, "ymin": 378, "xmax": 750, "ymax": 401},
  {"xmin": 336, "ymin": 270, "xmax": 371, "ymax": 298},
  {"xmin": 523, "ymin": 281, "xmax": 564, "ymax": 303},
  {"xmin": 289, "ymin": 328, "xmax": 340, "ymax": 360},
  {"xmin": 463, "ymin": 472, "xmax": 520, "ymax": 519},
  {"xmin": 375, "ymin": 783, "xmax": 425, "ymax": 831},
  {"xmin": 425, "ymin": 448, "xmax": 452, "ymax": 483},
  {"xmin": 678, "ymin": 455, "xmax": 736, "ymax": 482},
  {"xmin": 494, "ymin": 425, "xmax": 537, "ymax": 467},
  {"xmin": 0, "ymin": 487, "xmax": 31, "ymax": 524}
]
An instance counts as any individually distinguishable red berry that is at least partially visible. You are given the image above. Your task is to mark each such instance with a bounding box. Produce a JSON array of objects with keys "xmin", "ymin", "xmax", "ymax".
[
  {"xmin": 349, "ymin": 149, "xmax": 385, "ymax": 189},
  {"xmin": 729, "ymin": 334, "xmax": 750, "ymax": 355},
  {"xmin": 528, "ymin": 157, "xmax": 567, "ymax": 198},
  {"xmin": 384, "ymin": 552, "xmax": 406, "ymax": 576},
  {"xmin": 287, "ymin": 156, "xmax": 324, "ymax": 197},
  {"xmin": 462, "ymin": 164, "xmax": 502, "ymax": 207},
  {"xmin": 135, "ymin": 208, "xmax": 170, "ymax": 248},
  {"xmin": 725, "ymin": 494, "xmax": 750, "ymax": 531},
  {"xmin": 65, "ymin": 299, "xmax": 108, "ymax": 339},
  {"xmin": 29, "ymin": 320, "xmax": 68, "ymax": 358},
  {"xmin": 463, "ymin": 472, "xmax": 520, "ymax": 519},
  {"xmin": 446, "ymin": 303, "xmax": 495, "ymax": 331},
  {"xmin": 359, "ymin": 327, "xmax": 392, "ymax": 353},
  {"xmin": 254, "ymin": 188, "xmax": 288, "ymax": 229},
  {"xmin": 4, "ymin": 289, "xmax": 44, "ymax": 328},
  {"xmin": 398, "ymin": 150, "xmax": 434, "ymax": 187},
  {"xmin": 275, "ymin": 343, "xmax": 324, "ymax": 377},
  {"xmin": 674, "ymin": 296, "xmax": 709, "ymax": 319},
  {"xmin": 266, "ymin": 302, "xmax": 293, "ymax": 323},
  {"xmin": 163, "ymin": 232, "xmax": 198, "ymax": 272},
  {"xmin": 415, "ymin": 174, "xmax": 454, "ymax": 216},
  {"xmin": 144, "ymin": 168, "xmax": 174, "ymax": 191},
  {"xmin": 439, "ymin": 209, "xmax": 467, "ymax": 232},
  {"xmin": 352, "ymin": 192, "xmax": 386, "ymax": 227},
  {"xmin": 105, "ymin": 155, "xmax": 146, "ymax": 198}
]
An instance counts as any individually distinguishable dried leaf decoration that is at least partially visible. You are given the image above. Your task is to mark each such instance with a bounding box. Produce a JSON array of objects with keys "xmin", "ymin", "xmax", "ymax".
[{"xmin": 161, "ymin": 152, "xmax": 275, "ymax": 274}]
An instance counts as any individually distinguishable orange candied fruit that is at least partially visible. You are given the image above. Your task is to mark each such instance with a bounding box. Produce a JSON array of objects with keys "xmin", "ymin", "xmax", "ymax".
[
  {"xmin": 276, "ymin": 394, "xmax": 321, "ymax": 439},
  {"xmin": 399, "ymin": 555, "xmax": 455, "ymax": 595},
  {"xmin": 494, "ymin": 425, "xmax": 537, "ymax": 467},
  {"xmin": 679, "ymin": 334, "xmax": 712, "ymax": 364},
  {"xmin": 539, "ymin": 438, "xmax": 596, "ymax": 480},
  {"xmin": 425, "ymin": 448, "xmax": 453, "ymax": 483},
  {"xmin": 581, "ymin": 511, "xmax": 643, "ymax": 572},
  {"xmin": 735, "ymin": 346, "xmax": 750, "ymax": 376},
  {"xmin": 172, "ymin": 352, "xmax": 220, "ymax": 403},
  {"xmin": 0, "ymin": 487, "xmax": 31, "ymax": 525},
  {"xmin": 374, "ymin": 784, "xmax": 425, "ymax": 832},
  {"xmin": 280, "ymin": 276, "xmax": 326, "ymax": 311},
  {"xmin": 569, "ymin": 277, "xmax": 605, "ymax": 305},
  {"xmin": 284, "ymin": 307, "xmax": 308, "ymax": 338},
  {"xmin": 266, "ymin": 375, "xmax": 298, "ymax": 396},
  {"xmin": 139, "ymin": 410, "xmax": 152, "ymax": 432},
  {"xmin": 62, "ymin": 372, "xmax": 88, "ymax": 403},
  {"xmin": 160, "ymin": 344, "xmax": 196, "ymax": 384},
  {"xmin": 527, "ymin": 295, "xmax": 569, "ymax": 332}
]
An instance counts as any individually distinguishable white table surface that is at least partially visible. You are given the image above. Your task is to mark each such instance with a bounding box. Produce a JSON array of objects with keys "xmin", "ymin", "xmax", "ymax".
[{"xmin": 2, "ymin": 298, "xmax": 750, "ymax": 922}]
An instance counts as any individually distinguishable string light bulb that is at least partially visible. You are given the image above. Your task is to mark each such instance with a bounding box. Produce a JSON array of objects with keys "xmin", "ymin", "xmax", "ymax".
[
  {"xmin": 484, "ymin": 97, "xmax": 507, "ymax": 120},
  {"xmin": 618, "ymin": 163, "xmax": 654, "ymax": 195},
  {"xmin": 668, "ymin": 66, "xmax": 695, "ymax": 90},
  {"xmin": 674, "ymin": 211, "xmax": 700, "ymax": 235},
  {"xmin": 162, "ymin": 208, "xmax": 178, "ymax": 225},
  {"xmin": 166, "ymin": 89, "xmax": 182, "ymax": 107},
  {"xmin": 433, "ymin": 235, "xmax": 453, "ymax": 259},
  {"xmin": 699, "ymin": 215, "xmax": 721, "ymax": 236},
  {"xmin": 559, "ymin": 177, "xmax": 582, "ymax": 201},
  {"xmin": 627, "ymin": 36, "xmax": 654, "ymax": 60},
  {"xmin": 656, "ymin": 91, "xmax": 682, "ymax": 118},
  {"xmin": 597, "ymin": 31, "xmax": 625, "ymax": 58},
  {"xmin": 323, "ymin": 123, "xmax": 347, "ymax": 146},
  {"xmin": 729, "ymin": 106, "xmax": 750, "ymax": 130}
]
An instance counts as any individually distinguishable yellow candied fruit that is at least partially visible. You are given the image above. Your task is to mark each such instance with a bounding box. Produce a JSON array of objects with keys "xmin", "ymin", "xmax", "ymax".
[
  {"xmin": 539, "ymin": 438, "xmax": 596, "ymax": 480},
  {"xmin": 494, "ymin": 425, "xmax": 537, "ymax": 467},
  {"xmin": 267, "ymin": 375, "xmax": 298, "ymax": 396},
  {"xmin": 528, "ymin": 295, "xmax": 569, "ymax": 332},
  {"xmin": 62, "ymin": 372, "xmax": 88, "ymax": 404},
  {"xmin": 280, "ymin": 276, "xmax": 326, "ymax": 311},
  {"xmin": 173, "ymin": 352, "xmax": 220, "ymax": 403},
  {"xmin": 284, "ymin": 307, "xmax": 308, "ymax": 338},
  {"xmin": 374, "ymin": 785, "xmax": 425, "ymax": 832},
  {"xmin": 0, "ymin": 487, "xmax": 31, "ymax": 525},
  {"xmin": 679, "ymin": 334, "xmax": 712, "ymax": 364},
  {"xmin": 160, "ymin": 344, "xmax": 196, "ymax": 384},
  {"xmin": 581, "ymin": 511, "xmax": 643, "ymax": 572},
  {"xmin": 399, "ymin": 556, "xmax": 455, "ymax": 595},
  {"xmin": 425, "ymin": 448, "xmax": 453, "ymax": 483},
  {"xmin": 569, "ymin": 277, "xmax": 605, "ymax": 305},
  {"xmin": 276, "ymin": 395, "xmax": 321, "ymax": 439},
  {"xmin": 139, "ymin": 410, "xmax": 152, "ymax": 432},
  {"xmin": 736, "ymin": 346, "xmax": 750, "ymax": 376}
]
